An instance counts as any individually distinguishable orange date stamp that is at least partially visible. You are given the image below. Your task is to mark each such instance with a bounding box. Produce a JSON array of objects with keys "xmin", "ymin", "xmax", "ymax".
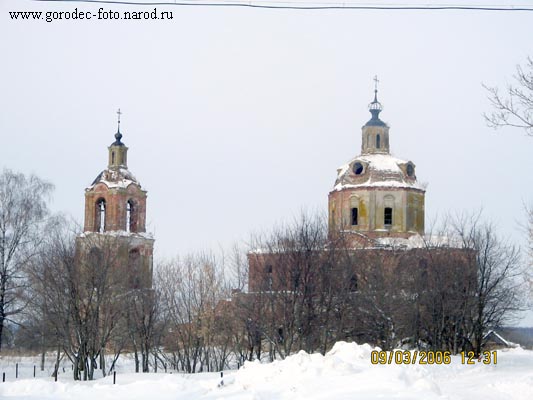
[{"xmin": 370, "ymin": 350, "xmax": 497, "ymax": 365}]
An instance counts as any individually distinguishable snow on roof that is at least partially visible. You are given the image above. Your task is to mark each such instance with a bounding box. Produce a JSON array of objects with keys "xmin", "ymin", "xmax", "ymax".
[
  {"xmin": 249, "ymin": 234, "xmax": 464, "ymax": 254},
  {"xmin": 335, "ymin": 180, "xmax": 424, "ymax": 190},
  {"xmin": 359, "ymin": 154, "xmax": 406, "ymax": 172},
  {"xmin": 79, "ymin": 230, "xmax": 154, "ymax": 240},
  {"xmin": 249, "ymin": 244, "xmax": 325, "ymax": 255},
  {"xmin": 484, "ymin": 330, "xmax": 519, "ymax": 348},
  {"xmin": 333, "ymin": 153, "xmax": 426, "ymax": 192},
  {"xmin": 88, "ymin": 168, "xmax": 140, "ymax": 190},
  {"xmin": 374, "ymin": 234, "xmax": 463, "ymax": 249}
]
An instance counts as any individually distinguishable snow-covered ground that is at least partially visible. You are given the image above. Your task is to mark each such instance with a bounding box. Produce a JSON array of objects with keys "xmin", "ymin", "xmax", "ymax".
[{"xmin": 1, "ymin": 342, "xmax": 532, "ymax": 399}]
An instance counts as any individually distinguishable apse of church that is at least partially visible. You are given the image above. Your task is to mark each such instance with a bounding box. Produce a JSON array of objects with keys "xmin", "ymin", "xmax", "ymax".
[
  {"xmin": 76, "ymin": 110, "xmax": 154, "ymax": 289},
  {"xmin": 328, "ymin": 82, "xmax": 425, "ymax": 241}
]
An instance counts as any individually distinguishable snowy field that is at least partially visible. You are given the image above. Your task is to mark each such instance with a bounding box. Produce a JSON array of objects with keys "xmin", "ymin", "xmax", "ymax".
[{"xmin": 1, "ymin": 342, "xmax": 532, "ymax": 400}]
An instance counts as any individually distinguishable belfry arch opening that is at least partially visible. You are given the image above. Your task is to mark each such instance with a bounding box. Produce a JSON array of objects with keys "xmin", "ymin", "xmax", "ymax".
[
  {"xmin": 95, "ymin": 198, "xmax": 106, "ymax": 233},
  {"xmin": 126, "ymin": 199, "xmax": 137, "ymax": 233},
  {"xmin": 376, "ymin": 134, "xmax": 381, "ymax": 149}
]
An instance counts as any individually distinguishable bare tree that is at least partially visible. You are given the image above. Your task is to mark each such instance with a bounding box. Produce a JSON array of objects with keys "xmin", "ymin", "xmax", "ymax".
[
  {"xmin": 523, "ymin": 206, "xmax": 533, "ymax": 310},
  {"xmin": 451, "ymin": 213, "xmax": 526, "ymax": 356},
  {"xmin": 484, "ymin": 57, "xmax": 533, "ymax": 135},
  {"xmin": 245, "ymin": 212, "xmax": 364, "ymax": 357},
  {"xmin": 414, "ymin": 246, "xmax": 476, "ymax": 353},
  {"xmin": 158, "ymin": 253, "xmax": 231, "ymax": 373},
  {"xmin": 27, "ymin": 222, "xmax": 134, "ymax": 380},
  {"xmin": 125, "ymin": 286, "xmax": 164, "ymax": 373},
  {"xmin": 484, "ymin": 58, "xmax": 533, "ymax": 345},
  {"xmin": 0, "ymin": 169, "xmax": 53, "ymax": 350}
]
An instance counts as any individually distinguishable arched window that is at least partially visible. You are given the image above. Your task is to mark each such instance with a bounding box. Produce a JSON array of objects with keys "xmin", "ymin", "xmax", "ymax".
[
  {"xmin": 349, "ymin": 275, "xmax": 358, "ymax": 292},
  {"xmin": 111, "ymin": 151, "xmax": 115, "ymax": 165},
  {"xmin": 128, "ymin": 248, "xmax": 141, "ymax": 289},
  {"xmin": 126, "ymin": 200, "xmax": 137, "ymax": 232},
  {"xmin": 95, "ymin": 199, "xmax": 106, "ymax": 233},
  {"xmin": 87, "ymin": 247, "xmax": 103, "ymax": 287},
  {"xmin": 384, "ymin": 207, "xmax": 393, "ymax": 226},
  {"xmin": 418, "ymin": 259, "xmax": 428, "ymax": 282},
  {"xmin": 88, "ymin": 247, "xmax": 103, "ymax": 267},
  {"xmin": 376, "ymin": 134, "xmax": 381, "ymax": 149},
  {"xmin": 292, "ymin": 270, "xmax": 300, "ymax": 290},
  {"xmin": 265, "ymin": 265, "xmax": 273, "ymax": 290},
  {"xmin": 351, "ymin": 207, "xmax": 358, "ymax": 226},
  {"xmin": 406, "ymin": 163, "xmax": 415, "ymax": 177}
]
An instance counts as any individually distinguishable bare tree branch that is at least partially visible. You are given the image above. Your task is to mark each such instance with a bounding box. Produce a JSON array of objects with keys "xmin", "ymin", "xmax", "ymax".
[{"xmin": 484, "ymin": 57, "xmax": 533, "ymax": 136}]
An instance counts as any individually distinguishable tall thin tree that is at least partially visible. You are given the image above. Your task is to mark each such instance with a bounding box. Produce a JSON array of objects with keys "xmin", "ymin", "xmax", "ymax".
[{"xmin": 0, "ymin": 169, "xmax": 53, "ymax": 349}]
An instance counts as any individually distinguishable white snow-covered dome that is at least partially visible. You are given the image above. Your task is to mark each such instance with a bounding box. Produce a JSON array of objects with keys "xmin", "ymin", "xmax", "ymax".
[
  {"xmin": 88, "ymin": 167, "xmax": 140, "ymax": 190},
  {"xmin": 333, "ymin": 154, "xmax": 424, "ymax": 192}
]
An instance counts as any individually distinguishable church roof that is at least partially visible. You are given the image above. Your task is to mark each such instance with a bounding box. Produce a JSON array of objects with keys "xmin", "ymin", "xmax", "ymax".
[
  {"xmin": 332, "ymin": 153, "xmax": 425, "ymax": 192},
  {"xmin": 88, "ymin": 167, "xmax": 141, "ymax": 190},
  {"xmin": 364, "ymin": 116, "xmax": 387, "ymax": 127}
]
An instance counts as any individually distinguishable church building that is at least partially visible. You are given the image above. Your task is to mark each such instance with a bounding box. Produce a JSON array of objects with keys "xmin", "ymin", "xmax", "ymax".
[
  {"xmin": 76, "ymin": 111, "xmax": 154, "ymax": 289},
  {"xmin": 248, "ymin": 84, "xmax": 431, "ymax": 292}
]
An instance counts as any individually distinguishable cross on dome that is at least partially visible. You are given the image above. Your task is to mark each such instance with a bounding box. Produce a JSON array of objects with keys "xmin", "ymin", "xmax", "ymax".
[
  {"xmin": 114, "ymin": 108, "xmax": 123, "ymax": 144},
  {"xmin": 369, "ymin": 76, "xmax": 382, "ymax": 111},
  {"xmin": 367, "ymin": 76, "xmax": 383, "ymax": 124}
]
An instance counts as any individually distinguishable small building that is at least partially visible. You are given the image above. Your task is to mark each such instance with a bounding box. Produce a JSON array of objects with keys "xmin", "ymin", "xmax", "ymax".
[{"xmin": 483, "ymin": 330, "xmax": 519, "ymax": 350}]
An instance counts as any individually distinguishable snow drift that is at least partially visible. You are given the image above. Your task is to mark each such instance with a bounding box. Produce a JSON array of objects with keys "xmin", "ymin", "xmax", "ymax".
[{"xmin": 1, "ymin": 342, "xmax": 532, "ymax": 399}]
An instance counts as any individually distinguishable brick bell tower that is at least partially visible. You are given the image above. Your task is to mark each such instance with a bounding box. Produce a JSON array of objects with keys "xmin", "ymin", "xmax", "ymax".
[{"xmin": 76, "ymin": 110, "xmax": 154, "ymax": 289}]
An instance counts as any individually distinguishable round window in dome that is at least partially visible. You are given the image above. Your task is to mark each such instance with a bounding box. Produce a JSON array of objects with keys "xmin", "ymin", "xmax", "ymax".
[
  {"xmin": 353, "ymin": 162, "xmax": 364, "ymax": 175},
  {"xmin": 406, "ymin": 163, "xmax": 415, "ymax": 177}
]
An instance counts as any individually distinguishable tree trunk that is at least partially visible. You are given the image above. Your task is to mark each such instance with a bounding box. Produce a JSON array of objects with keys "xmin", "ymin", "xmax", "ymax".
[
  {"xmin": 134, "ymin": 349, "xmax": 140, "ymax": 373},
  {"xmin": 53, "ymin": 346, "xmax": 60, "ymax": 379},
  {"xmin": 100, "ymin": 352, "xmax": 106, "ymax": 377},
  {"xmin": 0, "ymin": 296, "xmax": 5, "ymax": 351},
  {"xmin": 41, "ymin": 348, "xmax": 46, "ymax": 371}
]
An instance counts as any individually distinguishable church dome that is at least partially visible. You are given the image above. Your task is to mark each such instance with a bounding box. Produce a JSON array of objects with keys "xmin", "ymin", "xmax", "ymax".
[
  {"xmin": 89, "ymin": 167, "xmax": 140, "ymax": 190},
  {"xmin": 332, "ymin": 154, "xmax": 423, "ymax": 192},
  {"xmin": 328, "ymin": 82, "xmax": 426, "ymax": 240}
]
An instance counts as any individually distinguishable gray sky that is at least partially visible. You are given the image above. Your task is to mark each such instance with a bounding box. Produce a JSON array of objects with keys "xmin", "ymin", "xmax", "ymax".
[{"xmin": 1, "ymin": 1, "xmax": 532, "ymax": 322}]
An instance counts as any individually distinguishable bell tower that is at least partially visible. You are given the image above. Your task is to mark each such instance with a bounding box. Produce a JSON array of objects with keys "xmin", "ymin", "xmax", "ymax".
[{"xmin": 77, "ymin": 110, "xmax": 154, "ymax": 289}]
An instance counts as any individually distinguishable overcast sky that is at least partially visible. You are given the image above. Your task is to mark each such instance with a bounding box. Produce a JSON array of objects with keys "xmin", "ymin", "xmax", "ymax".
[{"xmin": 1, "ymin": 1, "xmax": 532, "ymax": 322}]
